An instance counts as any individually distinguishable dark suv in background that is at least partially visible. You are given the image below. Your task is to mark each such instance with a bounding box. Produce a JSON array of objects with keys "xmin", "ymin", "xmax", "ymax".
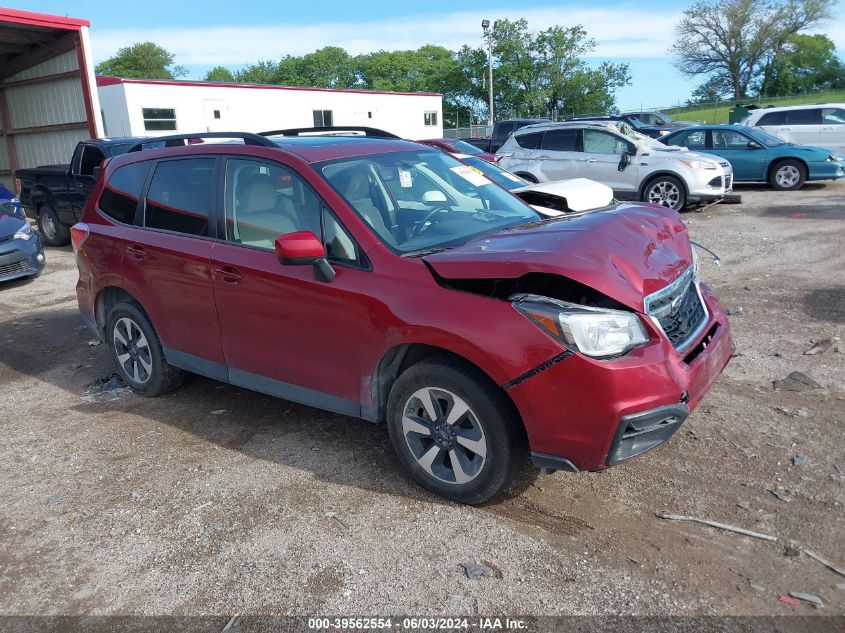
[{"xmin": 72, "ymin": 129, "xmax": 733, "ymax": 503}]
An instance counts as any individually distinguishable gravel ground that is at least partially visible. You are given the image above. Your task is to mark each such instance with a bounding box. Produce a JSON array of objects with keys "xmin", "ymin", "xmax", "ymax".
[{"xmin": 0, "ymin": 181, "xmax": 843, "ymax": 625}]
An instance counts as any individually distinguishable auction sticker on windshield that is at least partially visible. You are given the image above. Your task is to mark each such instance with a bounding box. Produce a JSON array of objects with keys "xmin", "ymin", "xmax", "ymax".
[{"xmin": 450, "ymin": 165, "xmax": 491, "ymax": 187}]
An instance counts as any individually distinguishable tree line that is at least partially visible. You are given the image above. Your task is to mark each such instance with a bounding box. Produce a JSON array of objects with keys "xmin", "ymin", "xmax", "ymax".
[{"xmin": 95, "ymin": 2, "xmax": 844, "ymax": 122}]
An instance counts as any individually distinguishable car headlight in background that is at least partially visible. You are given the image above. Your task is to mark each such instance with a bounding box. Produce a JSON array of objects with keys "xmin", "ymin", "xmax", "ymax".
[
  {"xmin": 13, "ymin": 223, "xmax": 34, "ymax": 240},
  {"xmin": 514, "ymin": 295, "xmax": 649, "ymax": 358},
  {"xmin": 680, "ymin": 159, "xmax": 718, "ymax": 170},
  {"xmin": 828, "ymin": 154, "xmax": 844, "ymax": 162}
]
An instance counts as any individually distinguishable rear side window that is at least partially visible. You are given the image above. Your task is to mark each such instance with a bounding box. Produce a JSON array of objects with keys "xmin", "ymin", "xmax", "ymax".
[
  {"xmin": 787, "ymin": 109, "xmax": 821, "ymax": 125},
  {"xmin": 822, "ymin": 108, "xmax": 845, "ymax": 124},
  {"xmin": 757, "ymin": 111, "xmax": 787, "ymax": 126},
  {"xmin": 144, "ymin": 158, "xmax": 215, "ymax": 237},
  {"xmin": 99, "ymin": 162, "xmax": 149, "ymax": 224},
  {"xmin": 541, "ymin": 129, "xmax": 578, "ymax": 151},
  {"xmin": 514, "ymin": 131, "xmax": 544, "ymax": 149}
]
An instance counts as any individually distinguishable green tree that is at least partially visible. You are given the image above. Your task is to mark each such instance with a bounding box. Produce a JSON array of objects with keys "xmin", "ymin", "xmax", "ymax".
[
  {"xmin": 670, "ymin": 0, "xmax": 834, "ymax": 98},
  {"xmin": 95, "ymin": 42, "xmax": 186, "ymax": 80},
  {"xmin": 758, "ymin": 34, "xmax": 845, "ymax": 95},
  {"xmin": 233, "ymin": 60, "xmax": 279, "ymax": 84},
  {"xmin": 204, "ymin": 66, "xmax": 235, "ymax": 82},
  {"xmin": 687, "ymin": 75, "xmax": 734, "ymax": 104}
]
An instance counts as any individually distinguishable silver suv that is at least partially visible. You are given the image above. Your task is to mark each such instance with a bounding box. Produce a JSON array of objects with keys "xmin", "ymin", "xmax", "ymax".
[{"xmin": 496, "ymin": 121, "xmax": 732, "ymax": 211}]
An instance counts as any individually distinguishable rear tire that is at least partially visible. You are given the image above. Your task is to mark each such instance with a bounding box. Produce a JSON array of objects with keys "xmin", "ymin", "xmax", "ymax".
[
  {"xmin": 643, "ymin": 175, "xmax": 687, "ymax": 211},
  {"xmin": 769, "ymin": 159, "xmax": 806, "ymax": 191},
  {"xmin": 37, "ymin": 205, "xmax": 70, "ymax": 246},
  {"xmin": 386, "ymin": 357, "xmax": 526, "ymax": 504},
  {"xmin": 106, "ymin": 302, "xmax": 184, "ymax": 397}
]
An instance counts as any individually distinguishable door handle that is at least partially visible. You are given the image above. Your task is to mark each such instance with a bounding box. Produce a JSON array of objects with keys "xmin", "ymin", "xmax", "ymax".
[
  {"xmin": 822, "ymin": 126, "xmax": 834, "ymax": 131},
  {"xmin": 585, "ymin": 158, "xmax": 597, "ymax": 163},
  {"xmin": 213, "ymin": 266, "xmax": 243, "ymax": 284},
  {"xmin": 126, "ymin": 244, "xmax": 146, "ymax": 261},
  {"xmin": 535, "ymin": 155, "xmax": 551, "ymax": 160}
]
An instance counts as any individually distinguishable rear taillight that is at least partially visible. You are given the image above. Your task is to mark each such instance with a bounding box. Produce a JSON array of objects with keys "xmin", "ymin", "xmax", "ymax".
[
  {"xmin": 14, "ymin": 178, "xmax": 21, "ymax": 195},
  {"xmin": 70, "ymin": 223, "xmax": 89, "ymax": 253}
]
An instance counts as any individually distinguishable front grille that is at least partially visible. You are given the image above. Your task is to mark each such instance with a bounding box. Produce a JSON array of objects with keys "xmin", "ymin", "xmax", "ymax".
[
  {"xmin": 644, "ymin": 266, "xmax": 708, "ymax": 350},
  {"xmin": 0, "ymin": 260, "xmax": 29, "ymax": 277}
]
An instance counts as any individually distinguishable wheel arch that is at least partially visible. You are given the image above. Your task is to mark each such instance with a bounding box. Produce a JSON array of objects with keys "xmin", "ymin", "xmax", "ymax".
[
  {"xmin": 638, "ymin": 170, "xmax": 689, "ymax": 200},
  {"xmin": 513, "ymin": 171, "xmax": 539, "ymax": 183},
  {"xmin": 766, "ymin": 156, "xmax": 808, "ymax": 182},
  {"xmin": 94, "ymin": 286, "xmax": 148, "ymax": 339}
]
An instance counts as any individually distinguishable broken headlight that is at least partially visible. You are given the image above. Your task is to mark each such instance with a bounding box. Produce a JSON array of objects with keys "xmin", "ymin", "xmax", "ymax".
[{"xmin": 514, "ymin": 295, "xmax": 649, "ymax": 358}]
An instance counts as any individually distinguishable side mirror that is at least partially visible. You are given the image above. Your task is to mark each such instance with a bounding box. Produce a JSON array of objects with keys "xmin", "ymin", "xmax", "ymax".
[
  {"xmin": 618, "ymin": 152, "xmax": 631, "ymax": 172},
  {"xmin": 422, "ymin": 190, "xmax": 448, "ymax": 203},
  {"xmin": 747, "ymin": 141, "xmax": 762, "ymax": 149},
  {"xmin": 274, "ymin": 231, "xmax": 335, "ymax": 282}
]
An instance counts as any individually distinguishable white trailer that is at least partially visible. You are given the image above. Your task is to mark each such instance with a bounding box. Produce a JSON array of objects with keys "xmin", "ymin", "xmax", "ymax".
[
  {"xmin": 0, "ymin": 8, "xmax": 102, "ymax": 189},
  {"xmin": 97, "ymin": 77, "xmax": 443, "ymax": 140}
]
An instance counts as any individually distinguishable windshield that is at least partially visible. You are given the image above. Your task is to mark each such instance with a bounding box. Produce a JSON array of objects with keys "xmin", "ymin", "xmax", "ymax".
[
  {"xmin": 448, "ymin": 140, "xmax": 486, "ymax": 156},
  {"xmin": 317, "ymin": 150, "xmax": 539, "ymax": 254},
  {"xmin": 745, "ymin": 128, "xmax": 786, "ymax": 147},
  {"xmin": 458, "ymin": 156, "xmax": 527, "ymax": 190}
]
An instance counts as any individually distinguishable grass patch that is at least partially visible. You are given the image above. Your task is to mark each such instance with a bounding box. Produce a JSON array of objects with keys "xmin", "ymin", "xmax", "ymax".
[{"xmin": 665, "ymin": 91, "xmax": 845, "ymax": 124}]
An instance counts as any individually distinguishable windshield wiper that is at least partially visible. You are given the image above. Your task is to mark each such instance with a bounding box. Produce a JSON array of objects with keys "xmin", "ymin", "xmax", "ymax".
[{"xmin": 403, "ymin": 246, "xmax": 449, "ymax": 257}]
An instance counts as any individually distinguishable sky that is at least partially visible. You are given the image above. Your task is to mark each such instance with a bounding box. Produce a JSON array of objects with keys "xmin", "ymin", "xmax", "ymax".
[{"xmin": 7, "ymin": 0, "xmax": 845, "ymax": 111}]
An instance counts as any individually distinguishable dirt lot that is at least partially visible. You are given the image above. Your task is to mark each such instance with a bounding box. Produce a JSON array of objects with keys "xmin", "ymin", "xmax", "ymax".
[{"xmin": 1, "ymin": 181, "xmax": 843, "ymax": 624}]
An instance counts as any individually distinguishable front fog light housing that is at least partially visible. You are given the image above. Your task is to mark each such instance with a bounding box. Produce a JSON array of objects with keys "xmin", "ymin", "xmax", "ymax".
[{"xmin": 514, "ymin": 295, "xmax": 649, "ymax": 358}]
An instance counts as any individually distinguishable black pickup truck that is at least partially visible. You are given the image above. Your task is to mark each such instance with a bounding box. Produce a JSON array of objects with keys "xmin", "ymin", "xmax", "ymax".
[
  {"xmin": 15, "ymin": 137, "xmax": 143, "ymax": 246},
  {"xmin": 462, "ymin": 118, "xmax": 552, "ymax": 154}
]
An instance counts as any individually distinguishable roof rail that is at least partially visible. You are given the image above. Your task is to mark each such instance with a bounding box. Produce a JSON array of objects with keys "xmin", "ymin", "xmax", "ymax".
[
  {"xmin": 127, "ymin": 132, "xmax": 278, "ymax": 152},
  {"xmin": 261, "ymin": 126, "xmax": 399, "ymax": 139}
]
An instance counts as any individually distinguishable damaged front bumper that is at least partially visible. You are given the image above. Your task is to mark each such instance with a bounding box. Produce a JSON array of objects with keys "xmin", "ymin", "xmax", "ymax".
[{"xmin": 512, "ymin": 284, "xmax": 733, "ymax": 473}]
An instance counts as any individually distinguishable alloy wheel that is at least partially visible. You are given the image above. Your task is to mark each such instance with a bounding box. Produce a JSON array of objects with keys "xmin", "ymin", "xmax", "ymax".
[
  {"xmin": 41, "ymin": 213, "xmax": 56, "ymax": 241},
  {"xmin": 647, "ymin": 181, "xmax": 680, "ymax": 208},
  {"xmin": 113, "ymin": 316, "xmax": 153, "ymax": 385},
  {"xmin": 775, "ymin": 165, "xmax": 800, "ymax": 188},
  {"xmin": 401, "ymin": 387, "xmax": 487, "ymax": 485}
]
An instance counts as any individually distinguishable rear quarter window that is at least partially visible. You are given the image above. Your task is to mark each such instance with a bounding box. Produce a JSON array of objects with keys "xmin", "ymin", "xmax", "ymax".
[
  {"xmin": 514, "ymin": 131, "xmax": 544, "ymax": 149},
  {"xmin": 99, "ymin": 162, "xmax": 150, "ymax": 224}
]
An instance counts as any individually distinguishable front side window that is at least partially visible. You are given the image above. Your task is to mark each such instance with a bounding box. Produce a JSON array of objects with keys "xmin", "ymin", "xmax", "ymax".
[
  {"xmin": 224, "ymin": 158, "xmax": 321, "ymax": 250},
  {"xmin": 99, "ymin": 162, "xmax": 149, "ymax": 224},
  {"xmin": 79, "ymin": 146, "xmax": 106, "ymax": 176},
  {"xmin": 424, "ymin": 111, "xmax": 439, "ymax": 126},
  {"xmin": 318, "ymin": 150, "xmax": 538, "ymax": 254},
  {"xmin": 822, "ymin": 108, "xmax": 845, "ymax": 124},
  {"xmin": 786, "ymin": 109, "xmax": 821, "ymax": 125},
  {"xmin": 674, "ymin": 130, "xmax": 707, "ymax": 149},
  {"xmin": 583, "ymin": 130, "xmax": 630, "ymax": 155},
  {"xmin": 712, "ymin": 130, "xmax": 753, "ymax": 149},
  {"xmin": 313, "ymin": 110, "xmax": 333, "ymax": 127},
  {"xmin": 142, "ymin": 108, "xmax": 177, "ymax": 131},
  {"xmin": 144, "ymin": 158, "xmax": 214, "ymax": 236},
  {"xmin": 636, "ymin": 113, "xmax": 656, "ymax": 125}
]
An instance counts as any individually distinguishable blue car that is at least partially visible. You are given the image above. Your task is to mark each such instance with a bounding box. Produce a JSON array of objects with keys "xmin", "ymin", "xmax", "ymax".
[
  {"xmin": 661, "ymin": 124, "xmax": 845, "ymax": 191},
  {"xmin": 1, "ymin": 182, "xmax": 45, "ymax": 284}
]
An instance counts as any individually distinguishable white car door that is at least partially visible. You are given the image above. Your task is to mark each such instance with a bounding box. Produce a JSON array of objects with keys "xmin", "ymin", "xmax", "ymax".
[
  {"xmin": 782, "ymin": 108, "xmax": 822, "ymax": 146},
  {"xmin": 821, "ymin": 107, "xmax": 845, "ymax": 152},
  {"xmin": 579, "ymin": 129, "xmax": 638, "ymax": 196},
  {"xmin": 534, "ymin": 128, "xmax": 581, "ymax": 182}
]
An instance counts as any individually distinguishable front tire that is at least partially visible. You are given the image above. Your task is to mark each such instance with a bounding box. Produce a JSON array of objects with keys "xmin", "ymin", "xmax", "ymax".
[
  {"xmin": 643, "ymin": 175, "xmax": 687, "ymax": 211},
  {"xmin": 37, "ymin": 205, "xmax": 70, "ymax": 246},
  {"xmin": 386, "ymin": 358, "xmax": 526, "ymax": 504},
  {"xmin": 769, "ymin": 159, "xmax": 806, "ymax": 191},
  {"xmin": 106, "ymin": 302, "xmax": 184, "ymax": 397}
]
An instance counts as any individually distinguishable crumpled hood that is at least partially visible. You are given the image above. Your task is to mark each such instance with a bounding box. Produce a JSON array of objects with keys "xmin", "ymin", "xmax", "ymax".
[
  {"xmin": 423, "ymin": 203, "xmax": 693, "ymax": 311},
  {"xmin": 0, "ymin": 213, "xmax": 27, "ymax": 239}
]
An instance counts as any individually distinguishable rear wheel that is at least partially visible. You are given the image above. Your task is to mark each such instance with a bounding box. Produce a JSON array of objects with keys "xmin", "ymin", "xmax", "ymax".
[
  {"xmin": 769, "ymin": 159, "xmax": 806, "ymax": 191},
  {"xmin": 107, "ymin": 302, "xmax": 184, "ymax": 397},
  {"xmin": 643, "ymin": 175, "xmax": 686, "ymax": 211},
  {"xmin": 37, "ymin": 205, "xmax": 69, "ymax": 246},
  {"xmin": 386, "ymin": 358, "xmax": 525, "ymax": 504}
]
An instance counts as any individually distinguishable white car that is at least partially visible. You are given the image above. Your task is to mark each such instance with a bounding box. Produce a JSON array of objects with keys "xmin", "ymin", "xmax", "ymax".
[
  {"xmin": 740, "ymin": 103, "xmax": 845, "ymax": 152},
  {"xmin": 496, "ymin": 121, "xmax": 733, "ymax": 211}
]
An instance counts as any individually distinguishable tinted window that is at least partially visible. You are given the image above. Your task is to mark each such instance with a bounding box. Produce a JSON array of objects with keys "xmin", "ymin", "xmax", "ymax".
[
  {"xmin": 99, "ymin": 162, "xmax": 149, "ymax": 224},
  {"xmin": 787, "ymin": 109, "xmax": 821, "ymax": 125},
  {"xmin": 757, "ymin": 111, "xmax": 787, "ymax": 126},
  {"xmin": 583, "ymin": 130, "xmax": 630, "ymax": 155},
  {"xmin": 822, "ymin": 108, "xmax": 845, "ymax": 124},
  {"xmin": 541, "ymin": 129, "xmax": 578, "ymax": 151},
  {"xmin": 224, "ymin": 158, "xmax": 321, "ymax": 250},
  {"xmin": 673, "ymin": 130, "xmax": 707, "ymax": 149},
  {"xmin": 79, "ymin": 146, "xmax": 105, "ymax": 176},
  {"xmin": 514, "ymin": 131, "xmax": 544, "ymax": 149},
  {"xmin": 144, "ymin": 159, "xmax": 214, "ymax": 236},
  {"xmin": 494, "ymin": 122, "xmax": 515, "ymax": 140}
]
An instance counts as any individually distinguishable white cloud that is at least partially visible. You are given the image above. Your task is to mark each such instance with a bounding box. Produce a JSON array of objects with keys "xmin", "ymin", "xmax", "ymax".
[{"xmin": 88, "ymin": 7, "xmax": 688, "ymax": 66}]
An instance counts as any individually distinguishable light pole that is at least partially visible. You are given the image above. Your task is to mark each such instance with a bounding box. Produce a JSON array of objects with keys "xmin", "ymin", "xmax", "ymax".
[{"xmin": 482, "ymin": 19, "xmax": 496, "ymax": 128}]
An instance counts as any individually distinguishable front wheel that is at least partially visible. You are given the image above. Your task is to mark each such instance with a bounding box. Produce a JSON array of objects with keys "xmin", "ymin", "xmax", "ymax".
[
  {"xmin": 37, "ymin": 205, "xmax": 70, "ymax": 246},
  {"xmin": 643, "ymin": 175, "xmax": 687, "ymax": 211},
  {"xmin": 107, "ymin": 302, "xmax": 184, "ymax": 397},
  {"xmin": 386, "ymin": 358, "xmax": 526, "ymax": 504},
  {"xmin": 769, "ymin": 159, "xmax": 806, "ymax": 191}
]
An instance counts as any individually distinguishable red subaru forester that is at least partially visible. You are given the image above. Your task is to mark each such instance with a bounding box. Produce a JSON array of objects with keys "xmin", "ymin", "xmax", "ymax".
[{"xmin": 72, "ymin": 130, "xmax": 733, "ymax": 504}]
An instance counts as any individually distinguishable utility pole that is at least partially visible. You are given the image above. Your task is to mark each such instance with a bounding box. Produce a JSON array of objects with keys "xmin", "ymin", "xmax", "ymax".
[{"xmin": 482, "ymin": 19, "xmax": 496, "ymax": 128}]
